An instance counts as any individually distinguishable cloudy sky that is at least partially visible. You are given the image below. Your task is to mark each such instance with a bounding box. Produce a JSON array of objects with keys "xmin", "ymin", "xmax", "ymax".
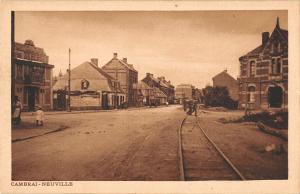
[{"xmin": 15, "ymin": 11, "xmax": 287, "ymax": 88}]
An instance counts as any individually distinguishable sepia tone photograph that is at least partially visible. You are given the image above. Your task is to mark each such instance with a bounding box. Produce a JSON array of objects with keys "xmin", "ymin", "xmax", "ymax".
[{"xmin": 9, "ymin": 10, "xmax": 290, "ymax": 182}]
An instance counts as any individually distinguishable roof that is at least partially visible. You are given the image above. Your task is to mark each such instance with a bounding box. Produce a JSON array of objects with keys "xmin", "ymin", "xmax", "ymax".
[
  {"xmin": 102, "ymin": 57, "xmax": 138, "ymax": 73},
  {"xmin": 153, "ymin": 87, "xmax": 167, "ymax": 98},
  {"xmin": 212, "ymin": 70, "xmax": 237, "ymax": 81},
  {"xmin": 133, "ymin": 81, "xmax": 152, "ymax": 90},
  {"xmin": 240, "ymin": 19, "xmax": 288, "ymax": 59},
  {"xmin": 53, "ymin": 61, "xmax": 123, "ymax": 93},
  {"xmin": 244, "ymin": 45, "xmax": 263, "ymax": 57}
]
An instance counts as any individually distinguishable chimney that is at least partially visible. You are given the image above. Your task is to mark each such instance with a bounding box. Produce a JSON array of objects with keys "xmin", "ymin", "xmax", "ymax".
[
  {"xmin": 262, "ymin": 32, "xmax": 270, "ymax": 47},
  {"xmin": 91, "ymin": 58, "xmax": 98, "ymax": 66},
  {"xmin": 113, "ymin": 52, "xmax": 118, "ymax": 59},
  {"xmin": 122, "ymin": 58, "xmax": 127, "ymax": 63}
]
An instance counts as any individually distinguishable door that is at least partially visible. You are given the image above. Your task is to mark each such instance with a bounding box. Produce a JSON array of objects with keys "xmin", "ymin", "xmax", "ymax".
[
  {"xmin": 57, "ymin": 90, "xmax": 66, "ymax": 110},
  {"xmin": 102, "ymin": 93, "xmax": 108, "ymax": 110},
  {"xmin": 28, "ymin": 87, "xmax": 36, "ymax": 111},
  {"xmin": 268, "ymin": 86, "xmax": 283, "ymax": 108}
]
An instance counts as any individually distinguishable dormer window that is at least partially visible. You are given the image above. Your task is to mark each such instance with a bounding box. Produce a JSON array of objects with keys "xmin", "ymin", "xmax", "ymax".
[{"xmin": 81, "ymin": 79, "xmax": 89, "ymax": 90}]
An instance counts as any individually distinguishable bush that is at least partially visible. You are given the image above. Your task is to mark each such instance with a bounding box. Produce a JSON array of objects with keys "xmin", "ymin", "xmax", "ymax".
[
  {"xmin": 243, "ymin": 110, "xmax": 288, "ymax": 129},
  {"xmin": 202, "ymin": 86, "xmax": 238, "ymax": 110}
]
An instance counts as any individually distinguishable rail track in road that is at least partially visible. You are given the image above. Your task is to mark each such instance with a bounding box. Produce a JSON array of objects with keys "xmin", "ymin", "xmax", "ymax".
[{"xmin": 178, "ymin": 115, "xmax": 246, "ymax": 181}]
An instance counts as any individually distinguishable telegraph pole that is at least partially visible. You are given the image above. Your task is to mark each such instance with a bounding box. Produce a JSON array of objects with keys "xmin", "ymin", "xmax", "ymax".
[
  {"xmin": 11, "ymin": 11, "xmax": 15, "ymax": 113},
  {"xmin": 68, "ymin": 48, "xmax": 71, "ymax": 112}
]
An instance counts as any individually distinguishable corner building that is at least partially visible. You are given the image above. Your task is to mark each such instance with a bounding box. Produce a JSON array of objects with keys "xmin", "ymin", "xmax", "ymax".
[
  {"xmin": 238, "ymin": 18, "xmax": 288, "ymax": 110},
  {"xmin": 14, "ymin": 40, "xmax": 54, "ymax": 111}
]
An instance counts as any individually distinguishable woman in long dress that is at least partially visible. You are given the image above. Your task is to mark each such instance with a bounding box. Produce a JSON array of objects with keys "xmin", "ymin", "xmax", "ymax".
[{"xmin": 12, "ymin": 96, "xmax": 22, "ymax": 125}]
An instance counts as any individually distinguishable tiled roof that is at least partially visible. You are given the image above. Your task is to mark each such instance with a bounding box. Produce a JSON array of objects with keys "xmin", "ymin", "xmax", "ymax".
[{"xmin": 133, "ymin": 81, "xmax": 152, "ymax": 90}]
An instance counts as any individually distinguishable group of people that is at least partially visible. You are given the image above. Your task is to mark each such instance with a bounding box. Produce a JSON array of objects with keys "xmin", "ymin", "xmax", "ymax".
[
  {"xmin": 183, "ymin": 99, "xmax": 199, "ymax": 116},
  {"xmin": 12, "ymin": 96, "xmax": 45, "ymax": 126}
]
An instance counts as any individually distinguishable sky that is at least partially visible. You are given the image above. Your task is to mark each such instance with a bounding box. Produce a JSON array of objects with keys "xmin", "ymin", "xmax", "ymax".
[{"xmin": 15, "ymin": 11, "xmax": 287, "ymax": 88}]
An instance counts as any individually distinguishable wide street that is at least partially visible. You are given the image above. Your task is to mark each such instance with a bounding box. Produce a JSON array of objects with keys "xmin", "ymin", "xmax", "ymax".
[{"xmin": 12, "ymin": 105, "xmax": 287, "ymax": 181}]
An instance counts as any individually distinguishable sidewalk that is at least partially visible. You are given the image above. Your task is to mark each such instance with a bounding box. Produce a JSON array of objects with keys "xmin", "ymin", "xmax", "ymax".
[{"xmin": 12, "ymin": 121, "xmax": 68, "ymax": 143}]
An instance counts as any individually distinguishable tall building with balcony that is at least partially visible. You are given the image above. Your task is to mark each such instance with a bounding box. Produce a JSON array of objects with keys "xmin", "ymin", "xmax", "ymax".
[
  {"xmin": 238, "ymin": 18, "xmax": 288, "ymax": 109},
  {"xmin": 14, "ymin": 40, "xmax": 54, "ymax": 111}
]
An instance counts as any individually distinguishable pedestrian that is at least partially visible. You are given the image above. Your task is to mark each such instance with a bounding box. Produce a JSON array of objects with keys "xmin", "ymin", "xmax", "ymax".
[
  {"xmin": 183, "ymin": 99, "xmax": 187, "ymax": 111},
  {"xmin": 36, "ymin": 106, "xmax": 45, "ymax": 126},
  {"xmin": 193, "ymin": 100, "xmax": 198, "ymax": 116},
  {"xmin": 12, "ymin": 96, "xmax": 23, "ymax": 125},
  {"xmin": 186, "ymin": 100, "xmax": 194, "ymax": 115},
  {"xmin": 166, "ymin": 101, "xmax": 169, "ymax": 107}
]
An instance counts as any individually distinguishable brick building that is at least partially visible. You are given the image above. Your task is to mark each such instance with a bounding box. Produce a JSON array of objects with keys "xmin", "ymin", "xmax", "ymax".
[
  {"xmin": 141, "ymin": 73, "xmax": 174, "ymax": 104},
  {"xmin": 53, "ymin": 59, "xmax": 125, "ymax": 110},
  {"xmin": 238, "ymin": 18, "xmax": 288, "ymax": 109},
  {"xmin": 212, "ymin": 70, "xmax": 239, "ymax": 101},
  {"xmin": 14, "ymin": 40, "xmax": 54, "ymax": 111},
  {"xmin": 102, "ymin": 53, "xmax": 138, "ymax": 106}
]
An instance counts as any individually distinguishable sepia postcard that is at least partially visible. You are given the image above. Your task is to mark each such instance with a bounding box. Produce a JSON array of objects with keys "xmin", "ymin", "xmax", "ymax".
[{"xmin": 0, "ymin": 0, "xmax": 299, "ymax": 193}]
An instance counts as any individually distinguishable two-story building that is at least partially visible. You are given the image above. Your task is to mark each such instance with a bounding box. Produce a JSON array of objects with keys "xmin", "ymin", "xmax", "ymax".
[
  {"xmin": 238, "ymin": 18, "xmax": 288, "ymax": 109},
  {"xmin": 101, "ymin": 53, "xmax": 138, "ymax": 107},
  {"xmin": 14, "ymin": 40, "xmax": 54, "ymax": 111},
  {"xmin": 212, "ymin": 70, "xmax": 239, "ymax": 101},
  {"xmin": 141, "ymin": 73, "xmax": 174, "ymax": 104},
  {"xmin": 53, "ymin": 59, "xmax": 125, "ymax": 110},
  {"xmin": 175, "ymin": 84, "xmax": 195, "ymax": 104}
]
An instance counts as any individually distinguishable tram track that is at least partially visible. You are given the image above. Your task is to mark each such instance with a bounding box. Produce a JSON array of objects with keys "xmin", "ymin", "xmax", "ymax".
[{"xmin": 178, "ymin": 114, "xmax": 246, "ymax": 181}]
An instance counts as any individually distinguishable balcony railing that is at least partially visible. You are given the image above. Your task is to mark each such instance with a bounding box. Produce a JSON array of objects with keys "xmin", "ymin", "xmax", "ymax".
[{"xmin": 24, "ymin": 74, "xmax": 45, "ymax": 84}]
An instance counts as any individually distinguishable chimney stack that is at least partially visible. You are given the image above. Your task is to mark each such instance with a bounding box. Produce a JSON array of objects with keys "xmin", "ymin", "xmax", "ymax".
[
  {"xmin": 113, "ymin": 52, "xmax": 118, "ymax": 59},
  {"xmin": 122, "ymin": 58, "xmax": 127, "ymax": 63},
  {"xmin": 262, "ymin": 32, "xmax": 270, "ymax": 47},
  {"xmin": 91, "ymin": 58, "xmax": 98, "ymax": 66}
]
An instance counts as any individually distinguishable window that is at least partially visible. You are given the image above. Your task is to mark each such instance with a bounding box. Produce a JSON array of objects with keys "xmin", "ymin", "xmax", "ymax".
[
  {"xmin": 248, "ymin": 86, "xmax": 256, "ymax": 103},
  {"xmin": 271, "ymin": 58, "xmax": 282, "ymax": 74},
  {"xmin": 16, "ymin": 64, "xmax": 23, "ymax": 79},
  {"xmin": 81, "ymin": 79, "xmax": 89, "ymax": 90},
  {"xmin": 249, "ymin": 61, "xmax": 256, "ymax": 77}
]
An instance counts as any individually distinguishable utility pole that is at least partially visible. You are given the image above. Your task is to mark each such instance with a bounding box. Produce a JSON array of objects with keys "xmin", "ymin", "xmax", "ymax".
[
  {"xmin": 11, "ymin": 11, "xmax": 15, "ymax": 113},
  {"xmin": 68, "ymin": 48, "xmax": 71, "ymax": 112}
]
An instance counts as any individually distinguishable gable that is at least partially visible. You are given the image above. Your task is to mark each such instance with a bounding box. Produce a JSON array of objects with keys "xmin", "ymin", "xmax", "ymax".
[
  {"xmin": 102, "ymin": 59, "xmax": 128, "ymax": 71},
  {"xmin": 213, "ymin": 72, "xmax": 237, "ymax": 84}
]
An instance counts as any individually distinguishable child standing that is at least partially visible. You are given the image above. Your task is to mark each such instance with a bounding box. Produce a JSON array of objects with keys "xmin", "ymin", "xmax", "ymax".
[{"xmin": 36, "ymin": 106, "xmax": 45, "ymax": 126}]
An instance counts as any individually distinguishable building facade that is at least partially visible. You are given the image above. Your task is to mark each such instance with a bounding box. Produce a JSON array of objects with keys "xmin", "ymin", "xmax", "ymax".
[
  {"xmin": 53, "ymin": 59, "xmax": 125, "ymax": 110},
  {"xmin": 141, "ymin": 73, "xmax": 174, "ymax": 104},
  {"xmin": 101, "ymin": 53, "xmax": 138, "ymax": 107},
  {"xmin": 212, "ymin": 70, "xmax": 239, "ymax": 101},
  {"xmin": 14, "ymin": 40, "xmax": 54, "ymax": 111},
  {"xmin": 238, "ymin": 18, "xmax": 288, "ymax": 109}
]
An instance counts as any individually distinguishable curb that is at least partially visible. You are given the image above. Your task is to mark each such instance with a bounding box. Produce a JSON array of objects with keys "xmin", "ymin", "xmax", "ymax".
[{"xmin": 22, "ymin": 105, "xmax": 172, "ymax": 116}]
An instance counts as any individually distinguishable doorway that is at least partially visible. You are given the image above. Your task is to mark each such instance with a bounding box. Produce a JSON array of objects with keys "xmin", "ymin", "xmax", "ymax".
[
  {"xmin": 27, "ymin": 87, "xmax": 36, "ymax": 111},
  {"xmin": 268, "ymin": 86, "xmax": 283, "ymax": 108},
  {"xmin": 102, "ymin": 93, "xmax": 109, "ymax": 110}
]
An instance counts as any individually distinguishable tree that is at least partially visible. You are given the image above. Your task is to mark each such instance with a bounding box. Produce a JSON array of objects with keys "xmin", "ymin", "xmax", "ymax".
[{"xmin": 202, "ymin": 86, "xmax": 238, "ymax": 109}]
